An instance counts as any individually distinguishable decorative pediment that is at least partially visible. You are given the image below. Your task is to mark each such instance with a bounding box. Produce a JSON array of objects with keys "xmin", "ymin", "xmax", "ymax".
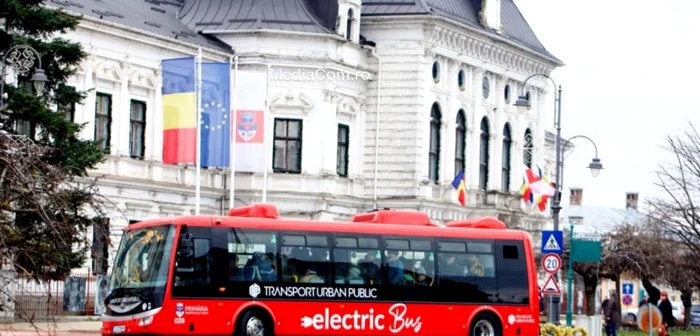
[
  {"xmin": 128, "ymin": 67, "xmax": 157, "ymax": 90},
  {"xmin": 92, "ymin": 59, "xmax": 123, "ymax": 82},
  {"xmin": 270, "ymin": 89, "xmax": 314, "ymax": 113},
  {"xmin": 337, "ymin": 96, "xmax": 359, "ymax": 121}
]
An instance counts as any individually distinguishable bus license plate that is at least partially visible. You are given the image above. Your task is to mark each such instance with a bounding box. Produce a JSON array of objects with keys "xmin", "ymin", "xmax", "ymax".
[{"xmin": 112, "ymin": 325, "xmax": 125, "ymax": 334}]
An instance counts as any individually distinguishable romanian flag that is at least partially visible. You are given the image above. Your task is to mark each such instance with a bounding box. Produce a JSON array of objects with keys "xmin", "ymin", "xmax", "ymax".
[
  {"xmin": 162, "ymin": 57, "xmax": 196, "ymax": 165},
  {"xmin": 451, "ymin": 170, "xmax": 467, "ymax": 206}
]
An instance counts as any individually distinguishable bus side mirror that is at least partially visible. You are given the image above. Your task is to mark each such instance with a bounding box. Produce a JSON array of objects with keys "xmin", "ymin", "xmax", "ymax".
[{"xmin": 176, "ymin": 232, "xmax": 195, "ymax": 270}]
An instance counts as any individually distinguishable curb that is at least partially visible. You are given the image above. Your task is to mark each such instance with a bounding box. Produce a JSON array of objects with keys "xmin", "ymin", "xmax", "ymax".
[{"xmin": 67, "ymin": 330, "xmax": 99, "ymax": 333}]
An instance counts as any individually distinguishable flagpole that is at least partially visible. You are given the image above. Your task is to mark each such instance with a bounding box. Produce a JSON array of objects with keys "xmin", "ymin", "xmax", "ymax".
[
  {"xmin": 195, "ymin": 48, "xmax": 202, "ymax": 215},
  {"xmin": 262, "ymin": 64, "xmax": 270, "ymax": 204},
  {"xmin": 229, "ymin": 55, "xmax": 238, "ymax": 209}
]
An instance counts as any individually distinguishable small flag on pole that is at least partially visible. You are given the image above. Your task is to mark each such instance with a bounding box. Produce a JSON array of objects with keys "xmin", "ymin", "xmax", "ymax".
[{"xmin": 451, "ymin": 170, "xmax": 467, "ymax": 206}]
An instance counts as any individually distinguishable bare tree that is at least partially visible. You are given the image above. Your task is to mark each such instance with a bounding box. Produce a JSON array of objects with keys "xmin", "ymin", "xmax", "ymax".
[
  {"xmin": 0, "ymin": 130, "xmax": 107, "ymax": 321},
  {"xmin": 649, "ymin": 120, "xmax": 700, "ymax": 327}
]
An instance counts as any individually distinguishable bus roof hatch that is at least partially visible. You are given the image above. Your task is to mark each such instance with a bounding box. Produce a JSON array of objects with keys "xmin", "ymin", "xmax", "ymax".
[
  {"xmin": 444, "ymin": 217, "xmax": 507, "ymax": 229},
  {"xmin": 351, "ymin": 209, "xmax": 437, "ymax": 226},
  {"xmin": 227, "ymin": 204, "xmax": 279, "ymax": 219}
]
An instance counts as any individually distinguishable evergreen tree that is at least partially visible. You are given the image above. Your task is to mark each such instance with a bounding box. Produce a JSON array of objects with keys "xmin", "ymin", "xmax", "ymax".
[{"xmin": 0, "ymin": 0, "xmax": 106, "ymax": 281}]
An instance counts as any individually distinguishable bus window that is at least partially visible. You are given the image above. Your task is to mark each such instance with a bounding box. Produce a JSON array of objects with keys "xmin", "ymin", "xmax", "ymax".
[
  {"xmin": 437, "ymin": 239, "xmax": 497, "ymax": 303},
  {"xmin": 281, "ymin": 234, "xmax": 330, "ymax": 284},
  {"xmin": 382, "ymin": 238, "xmax": 435, "ymax": 287},
  {"xmin": 332, "ymin": 236, "xmax": 381, "ymax": 285},
  {"xmin": 496, "ymin": 241, "xmax": 530, "ymax": 304},
  {"xmin": 227, "ymin": 229, "xmax": 278, "ymax": 283},
  {"xmin": 172, "ymin": 226, "xmax": 212, "ymax": 296}
]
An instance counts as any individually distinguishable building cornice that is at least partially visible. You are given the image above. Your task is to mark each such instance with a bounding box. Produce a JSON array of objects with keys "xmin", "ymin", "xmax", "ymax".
[{"xmin": 362, "ymin": 16, "xmax": 561, "ymax": 79}]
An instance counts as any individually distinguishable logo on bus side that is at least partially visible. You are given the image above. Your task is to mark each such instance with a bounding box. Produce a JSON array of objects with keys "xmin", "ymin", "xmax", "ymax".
[
  {"xmin": 249, "ymin": 283, "xmax": 261, "ymax": 298},
  {"xmin": 248, "ymin": 283, "xmax": 377, "ymax": 300},
  {"xmin": 300, "ymin": 303, "xmax": 422, "ymax": 333}
]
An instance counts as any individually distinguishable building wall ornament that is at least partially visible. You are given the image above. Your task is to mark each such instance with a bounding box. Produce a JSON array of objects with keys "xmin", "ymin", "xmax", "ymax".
[
  {"xmin": 429, "ymin": 25, "xmax": 555, "ymax": 79},
  {"xmin": 269, "ymin": 89, "xmax": 314, "ymax": 113}
]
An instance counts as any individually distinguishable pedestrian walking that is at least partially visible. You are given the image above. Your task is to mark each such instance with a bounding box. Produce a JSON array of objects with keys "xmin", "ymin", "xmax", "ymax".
[
  {"xmin": 658, "ymin": 291, "xmax": 674, "ymax": 336},
  {"xmin": 603, "ymin": 290, "xmax": 620, "ymax": 336}
]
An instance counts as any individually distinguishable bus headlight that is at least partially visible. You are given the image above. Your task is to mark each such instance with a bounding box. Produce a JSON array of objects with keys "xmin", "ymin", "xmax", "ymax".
[{"xmin": 139, "ymin": 315, "xmax": 154, "ymax": 326}]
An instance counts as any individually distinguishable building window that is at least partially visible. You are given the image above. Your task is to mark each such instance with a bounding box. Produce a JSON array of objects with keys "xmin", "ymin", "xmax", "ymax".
[
  {"xmin": 94, "ymin": 93, "xmax": 112, "ymax": 152},
  {"xmin": 346, "ymin": 9, "xmax": 354, "ymax": 40},
  {"xmin": 429, "ymin": 103, "xmax": 441, "ymax": 183},
  {"xmin": 458, "ymin": 69, "xmax": 466, "ymax": 91},
  {"xmin": 524, "ymin": 128, "xmax": 533, "ymax": 168},
  {"xmin": 129, "ymin": 100, "xmax": 146, "ymax": 159},
  {"xmin": 502, "ymin": 123, "xmax": 512, "ymax": 192},
  {"xmin": 337, "ymin": 124, "xmax": 349, "ymax": 177},
  {"xmin": 479, "ymin": 117, "xmax": 490, "ymax": 190},
  {"xmin": 273, "ymin": 118, "xmax": 302, "ymax": 173},
  {"xmin": 432, "ymin": 61, "xmax": 440, "ymax": 84},
  {"xmin": 504, "ymin": 84, "xmax": 511, "ymax": 104},
  {"xmin": 59, "ymin": 86, "xmax": 76, "ymax": 122},
  {"xmin": 91, "ymin": 217, "xmax": 110, "ymax": 275},
  {"xmin": 455, "ymin": 109, "xmax": 466, "ymax": 176}
]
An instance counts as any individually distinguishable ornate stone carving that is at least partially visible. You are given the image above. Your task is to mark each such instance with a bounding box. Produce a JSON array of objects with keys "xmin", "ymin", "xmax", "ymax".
[
  {"xmin": 93, "ymin": 59, "xmax": 122, "ymax": 82},
  {"xmin": 270, "ymin": 89, "xmax": 314, "ymax": 113},
  {"xmin": 429, "ymin": 26, "xmax": 557, "ymax": 79}
]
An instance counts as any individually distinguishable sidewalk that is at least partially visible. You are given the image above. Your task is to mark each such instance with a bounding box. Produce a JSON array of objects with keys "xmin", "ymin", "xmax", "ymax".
[{"xmin": 0, "ymin": 320, "xmax": 100, "ymax": 333}]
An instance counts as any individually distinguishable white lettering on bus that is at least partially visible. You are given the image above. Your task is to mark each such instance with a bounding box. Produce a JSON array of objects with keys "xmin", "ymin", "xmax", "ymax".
[
  {"xmin": 263, "ymin": 286, "xmax": 377, "ymax": 299},
  {"xmin": 300, "ymin": 303, "xmax": 422, "ymax": 333}
]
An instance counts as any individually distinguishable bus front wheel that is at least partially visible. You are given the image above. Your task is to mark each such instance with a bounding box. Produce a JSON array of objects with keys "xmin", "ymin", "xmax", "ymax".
[
  {"xmin": 469, "ymin": 313, "xmax": 502, "ymax": 336},
  {"xmin": 237, "ymin": 309, "xmax": 273, "ymax": 336}
]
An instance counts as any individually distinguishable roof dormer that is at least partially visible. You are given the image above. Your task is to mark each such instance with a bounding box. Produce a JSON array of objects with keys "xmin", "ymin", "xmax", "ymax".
[
  {"xmin": 480, "ymin": 0, "xmax": 503, "ymax": 34},
  {"xmin": 337, "ymin": 0, "xmax": 361, "ymax": 43}
]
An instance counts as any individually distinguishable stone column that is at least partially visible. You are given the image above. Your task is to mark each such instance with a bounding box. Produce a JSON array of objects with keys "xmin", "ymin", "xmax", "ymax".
[
  {"xmin": 118, "ymin": 61, "xmax": 131, "ymax": 156},
  {"xmin": 322, "ymin": 89, "xmax": 339, "ymax": 175},
  {"xmin": 152, "ymin": 69, "xmax": 163, "ymax": 162},
  {"xmin": 81, "ymin": 58, "xmax": 96, "ymax": 142},
  {"xmin": 469, "ymin": 67, "xmax": 485, "ymax": 190}
]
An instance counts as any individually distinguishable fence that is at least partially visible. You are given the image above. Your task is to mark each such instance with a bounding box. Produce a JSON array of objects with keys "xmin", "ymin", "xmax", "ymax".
[{"xmin": 9, "ymin": 269, "xmax": 101, "ymax": 321}]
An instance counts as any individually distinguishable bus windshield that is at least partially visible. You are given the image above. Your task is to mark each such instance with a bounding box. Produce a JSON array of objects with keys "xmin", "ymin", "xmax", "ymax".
[{"xmin": 109, "ymin": 225, "xmax": 175, "ymax": 290}]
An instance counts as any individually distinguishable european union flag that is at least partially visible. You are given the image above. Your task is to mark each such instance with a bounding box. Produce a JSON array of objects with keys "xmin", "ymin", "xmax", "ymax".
[{"xmin": 200, "ymin": 62, "xmax": 230, "ymax": 168}]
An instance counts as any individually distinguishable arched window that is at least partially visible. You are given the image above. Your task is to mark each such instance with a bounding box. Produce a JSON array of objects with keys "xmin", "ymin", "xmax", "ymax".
[
  {"xmin": 524, "ymin": 128, "xmax": 533, "ymax": 168},
  {"xmin": 455, "ymin": 110, "xmax": 466, "ymax": 176},
  {"xmin": 502, "ymin": 123, "xmax": 512, "ymax": 192},
  {"xmin": 479, "ymin": 117, "xmax": 490, "ymax": 190},
  {"xmin": 346, "ymin": 9, "xmax": 354, "ymax": 40},
  {"xmin": 429, "ymin": 103, "xmax": 442, "ymax": 183}
]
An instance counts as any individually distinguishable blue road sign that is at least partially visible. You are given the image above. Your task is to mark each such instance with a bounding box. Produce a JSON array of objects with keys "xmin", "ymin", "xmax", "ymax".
[
  {"xmin": 622, "ymin": 283, "xmax": 634, "ymax": 295},
  {"xmin": 541, "ymin": 230, "xmax": 564, "ymax": 254}
]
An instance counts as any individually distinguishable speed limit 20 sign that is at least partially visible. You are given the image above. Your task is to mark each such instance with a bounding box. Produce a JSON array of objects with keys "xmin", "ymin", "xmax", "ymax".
[{"xmin": 542, "ymin": 253, "xmax": 562, "ymax": 274}]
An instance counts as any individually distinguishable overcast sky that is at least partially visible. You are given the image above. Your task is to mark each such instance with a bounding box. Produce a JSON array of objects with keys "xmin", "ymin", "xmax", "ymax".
[{"xmin": 516, "ymin": 0, "xmax": 700, "ymax": 210}]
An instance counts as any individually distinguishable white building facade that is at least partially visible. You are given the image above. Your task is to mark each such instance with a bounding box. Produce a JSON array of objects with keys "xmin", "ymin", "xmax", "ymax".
[{"xmin": 43, "ymin": 0, "xmax": 563, "ymax": 271}]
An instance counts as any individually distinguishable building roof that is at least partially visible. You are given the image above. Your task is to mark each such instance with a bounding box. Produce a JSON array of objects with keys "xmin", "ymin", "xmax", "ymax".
[
  {"xmin": 47, "ymin": 0, "xmax": 559, "ymax": 63},
  {"xmin": 178, "ymin": 0, "xmax": 335, "ymax": 34},
  {"xmin": 363, "ymin": 0, "xmax": 561, "ymax": 64},
  {"xmin": 561, "ymin": 205, "xmax": 649, "ymax": 235},
  {"xmin": 46, "ymin": 0, "xmax": 231, "ymax": 52}
]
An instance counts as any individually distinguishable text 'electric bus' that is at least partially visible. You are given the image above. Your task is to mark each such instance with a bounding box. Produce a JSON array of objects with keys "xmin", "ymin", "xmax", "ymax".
[{"xmin": 102, "ymin": 204, "xmax": 539, "ymax": 336}]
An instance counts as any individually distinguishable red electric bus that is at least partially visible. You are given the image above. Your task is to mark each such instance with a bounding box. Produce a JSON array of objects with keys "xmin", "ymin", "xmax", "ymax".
[{"xmin": 101, "ymin": 204, "xmax": 539, "ymax": 336}]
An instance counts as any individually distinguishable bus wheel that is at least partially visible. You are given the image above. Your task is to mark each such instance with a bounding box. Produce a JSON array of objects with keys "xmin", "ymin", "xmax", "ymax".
[
  {"xmin": 237, "ymin": 309, "xmax": 272, "ymax": 336},
  {"xmin": 469, "ymin": 313, "xmax": 502, "ymax": 336}
]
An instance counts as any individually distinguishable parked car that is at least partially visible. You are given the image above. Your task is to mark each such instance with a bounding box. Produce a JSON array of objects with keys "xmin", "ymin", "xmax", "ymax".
[
  {"xmin": 690, "ymin": 305, "xmax": 700, "ymax": 326},
  {"xmin": 672, "ymin": 302, "xmax": 685, "ymax": 324},
  {"xmin": 623, "ymin": 301, "xmax": 685, "ymax": 326}
]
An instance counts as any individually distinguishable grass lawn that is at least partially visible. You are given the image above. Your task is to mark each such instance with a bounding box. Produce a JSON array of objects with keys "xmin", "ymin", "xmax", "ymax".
[{"xmin": 620, "ymin": 331, "xmax": 700, "ymax": 335}]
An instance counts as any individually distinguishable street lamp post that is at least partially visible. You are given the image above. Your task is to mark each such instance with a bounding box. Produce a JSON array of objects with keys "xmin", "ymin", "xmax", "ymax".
[
  {"xmin": 558, "ymin": 134, "xmax": 603, "ymax": 326},
  {"xmin": 0, "ymin": 45, "xmax": 49, "ymax": 112},
  {"xmin": 514, "ymin": 75, "xmax": 603, "ymax": 325}
]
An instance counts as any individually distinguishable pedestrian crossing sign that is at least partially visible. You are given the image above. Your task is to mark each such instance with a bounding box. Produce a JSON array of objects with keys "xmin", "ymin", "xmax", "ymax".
[{"xmin": 540, "ymin": 230, "xmax": 563, "ymax": 254}]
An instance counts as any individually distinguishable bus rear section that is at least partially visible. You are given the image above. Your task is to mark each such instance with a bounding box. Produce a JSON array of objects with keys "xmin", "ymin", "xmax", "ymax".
[{"xmin": 101, "ymin": 204, "xmax": 539, "ymax": 336}]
